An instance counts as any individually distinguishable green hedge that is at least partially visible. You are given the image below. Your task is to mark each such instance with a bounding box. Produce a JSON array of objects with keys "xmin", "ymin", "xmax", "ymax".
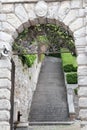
[
  {"xmin": 66, "ymin": 73, "xmax": 77, "ymax": 84},
  {"xmin": 63, "ymin": 64, "xmax": 77, "ymax": 72}
]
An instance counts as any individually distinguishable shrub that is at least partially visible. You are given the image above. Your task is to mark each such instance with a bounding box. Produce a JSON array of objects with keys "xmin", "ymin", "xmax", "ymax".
[
  {"xmin": 63, "ymin": 64, "xmax": 77, "ymax": 72},
  {"xmin": 20, "ymin": 54, "xmax": 36, "ymax": 68},
  {"xmin": 66, "ymin": 73, "xmax": 77, "ymax": 84},
  {"xmin": 72, "ymin": 66, "xmax": 77, "ymax": 72}
]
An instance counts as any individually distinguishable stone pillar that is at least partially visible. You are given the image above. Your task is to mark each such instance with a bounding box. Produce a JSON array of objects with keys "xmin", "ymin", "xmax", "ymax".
[
  {"xmin": 77, "ymin": 1, "xmax": 87, "ymax": 121},
  {"xmin": 0, "ymin": 57, "xmax": 11, "ymax": 130}
]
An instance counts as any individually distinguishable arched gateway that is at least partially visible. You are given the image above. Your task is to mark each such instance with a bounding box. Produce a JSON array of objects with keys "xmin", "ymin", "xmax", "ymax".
[{"xmin": 0, "ymin": 0, "xmax": 87, "ymax": 129}]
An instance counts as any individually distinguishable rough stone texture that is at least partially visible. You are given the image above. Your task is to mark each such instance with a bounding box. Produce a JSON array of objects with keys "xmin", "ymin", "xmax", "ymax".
[
  {"xmin": 78, "ymin": 87, "xmax": 87, "ymax": 97},
  {"xmin": 1, "ymin": 4, "xmax": 14, "ymax": 13},
  {"xmin": 69, "ymin": 18, "xmax": 84, "ymax": 32},
  {"xmin": 0, "ymin": 122, "xmax": 10, "ymax": 130},
  {"xmin": 58, "ymin": 1, "xmax": 70, "ymax": 21},
  {"xmin": 78, "ymin": 75, "xmax": 87, "ymax": 86},
  {"xmin": 0, "ymin": 69, "xmax": 11, "ymax": 80},
  {"xmin": 0, "ymin": 32, "xmax": 13, "ymax": 43},
  {"xmin": 0, "ymin": 79, "xmax": 11, "ymax": 90},
  {"xmin": 0, "ymin": 58, "xmax": 11, "ymax": 70},
  {"xmin": 24, "ymin": 4, "xmax": 37, "ymax": 21},
  {"xmin": 1, "ymin": 22, "xmax": 18, "ymax": 39},
  {"xmin": 79, "ymin": 98, "xmax": 87, "ymax": 108},
  {"xmin": 71, "ymin": 0, "xmax": 83, "ymax": 9},
  {"xmin": 7, "ymin": 14, "xmax": 24, "ymax": 33},
  {"xmin": 74, "ymin": 27, "xmax": 86, "ymax": 38},
  {"xmin": 13, "ymin": 55, "xmax": 41, "ymax": 122},
  {"xmin": 77, "ymin": 54, "xmax": 87, "ymax": 65},
  {"xmin": 0, "ymin": 111, "xmax": 10, "ymax": 121},
  {"xmin": 0, "ymin": 89, "xmax": 10, "ymax": 100},
  {"xmin": 0, "ymin": 14, "xmax": 6, "ymax": 21},
  {"xmin": 63, "ymin": 10, "xmax": 78, "ymax": 26},
  {"xmin": 79, "ymin": 109, "xmax": 87, "ymax": 120},
  {"xmin": 0, "ymin": 100, "xmax": 11, "ymax": 110},
  {"xmin": 78, "ymin": 66, "xmax": 87, "ymax": 76},
  {"xmin": 47, "ymin": 2, "xmax": 59, "ymax": 19},
  {"xmin": 15, "ymin": 4, "xmax": 28, "ymax": 23}
]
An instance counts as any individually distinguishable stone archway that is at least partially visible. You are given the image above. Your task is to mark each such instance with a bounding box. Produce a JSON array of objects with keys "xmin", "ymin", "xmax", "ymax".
[{"xmin": 0, "ymin": 0, "xmax": 87, "ymax": 129}]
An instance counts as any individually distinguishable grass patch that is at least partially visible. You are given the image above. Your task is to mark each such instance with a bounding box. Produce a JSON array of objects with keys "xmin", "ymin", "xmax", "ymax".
[{"xmin": 61, "ymin": 48, "xmax": 77, "ymax": 68}]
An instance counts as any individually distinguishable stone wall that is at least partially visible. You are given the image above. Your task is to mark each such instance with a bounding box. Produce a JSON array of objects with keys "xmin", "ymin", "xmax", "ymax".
[
  {"xmin": 0, "ymin": 0, "xmax": 87, "ymax": 129},
  {"xmin": 13, "ymin": 55, "xmax": 42, "ymax": 122}
]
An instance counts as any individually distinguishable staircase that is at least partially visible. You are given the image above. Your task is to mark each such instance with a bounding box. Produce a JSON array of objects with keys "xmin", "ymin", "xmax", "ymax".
[
  {"xmin": 15, "ymin": 121, "xmax": 81, "ymax": 130},
  {"xmin": 29, "ymin": 57, "xmax": 69, "ymax": 122}
]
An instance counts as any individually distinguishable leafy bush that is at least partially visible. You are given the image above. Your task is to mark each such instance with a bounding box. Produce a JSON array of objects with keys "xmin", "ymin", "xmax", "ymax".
[
  {"xmin": 72, "ymin": 66, "xmax": 77, "ymax": 72},
  {"xmin": 20, "ymin": 54, "xmax": 36, "ymax": 68},
  {"xmin": 63, "ymin": 64, "xmax": 77, "ymax": 72},
  {"xmin": 63, "ymin": 64, "xmax": 73, "ymax": 72},
  {"xmin": 66, "ymin": 73, "xmax": 77, "ymax": 84}
]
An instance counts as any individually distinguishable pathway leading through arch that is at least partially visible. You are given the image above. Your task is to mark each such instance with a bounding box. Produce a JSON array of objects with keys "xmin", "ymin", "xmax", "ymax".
[{"xmin": 29, "ymin": 56, "xmax": 69, "ymax": 122}]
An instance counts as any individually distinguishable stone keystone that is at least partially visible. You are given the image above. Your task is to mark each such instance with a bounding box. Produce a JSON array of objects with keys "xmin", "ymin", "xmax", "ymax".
[{"xmin": 35, "ymin": 0, "xmax": 48, "ymax": 17}]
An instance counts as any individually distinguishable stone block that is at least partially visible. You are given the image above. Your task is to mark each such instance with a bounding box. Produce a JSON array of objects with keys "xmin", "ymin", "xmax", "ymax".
[
  {"xmin": 0, "ymin": 111, "xmax": 10, "ymax": 121},
  {"xmin": 58, "ymin": 1, "xmax": 70, "ymax": 21},
  {"xmin": 7, "ymin": 14, "xmax": 24, "ymax": 33},
  {"xmin": 0, "ymin": 69, "xmax": 11, "ymax": 80},
  {"xmin": 0, "ymin": 89, "xmax": 10, "ymax": 100},
  {"xmin": 0, "ymin": 122, "xmax": 10, "ymax": 130},
  {"xmin": 0, "ymin": 14, "xmax": 6, "ymax": 22},
  {"xmin": 2, "ymin": 4, "xmax": 14, "ymax": 13},
  {"xmin": 79, "ymin": 98, "xmax": 87, "ymax": 108},
  {"xmin": 75, "ymin": 37, "xmax": 86, "ymax": 47},
  {"xmin": 0, "ymin": 99, "xmax": 11, "ymax": 110},
  {"xmin": 69, "ymin": 18, "xmax": 84, "ymax": 32},
  {"xmin": 0, "ymin": 32, "xmax": 13, "ymax": 43},
  {"xmin": 78, "ymin": 75, "xmax": 87, "ymax": 85},
  {"xmin": 77, "ymin": 54, "xmax": 87, "ymax": 65},
  {"xmin": 78, "ymin": 87, "xmax": 87, "ymax": 97},
  {"xmin": 78, "ymin": 9, "xmax": 85, "ymax": 17},
  {"xmin": 78, "ymin": 66, "xmax": 87, "ymax": 76},
  {"xmin": 47, "ymin": 2, "xmax": 59, "ymax": 19},
  {"xmin": 79, "ymin": 109, "xmax": 87, "ymax": 120},
  {"xmin": 76, "ymin": 46, "xmax": 85, "ymax": 54},
  {"xmin": 74, "ymin": 27, "xmax": 86, "ymax": 38},
  {"xmin": 71, "ymin": 0, "xmax": 82, "ymax": 9},
  {"xmin": 1, "ymin": 22, "xmax": 18, "ymax": 39},
  {"xmin": 63, "ymin": 10, "xmax": 78, "ymax": 26},
  {"xmin": 0, "ymin": 79, "xmax": 11, "ymax": 90},
  {"xmin": 0, "ymin": 58, "xmax": 11, "ymax": 70},
  {"xmin": 15, "ymin": 4, "xmax": 28, "ymax": 23}
]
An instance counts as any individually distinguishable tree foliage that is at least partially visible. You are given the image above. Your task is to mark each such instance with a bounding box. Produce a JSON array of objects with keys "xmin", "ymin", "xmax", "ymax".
[{"xmin": 13, "ymin": 24, "xmax": 76, "ymax": 55}]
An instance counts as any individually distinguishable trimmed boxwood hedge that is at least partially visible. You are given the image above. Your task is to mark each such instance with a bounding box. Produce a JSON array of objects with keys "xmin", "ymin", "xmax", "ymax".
[
  {"xmin": 63, "ymin": 64, "xmax": 77, "ymax": 72},
  {"xmin": 66, "ymin": 72, "xmax": 77, "ymax": 84}
]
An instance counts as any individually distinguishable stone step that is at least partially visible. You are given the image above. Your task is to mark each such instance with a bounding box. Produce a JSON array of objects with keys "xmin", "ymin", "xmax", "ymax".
[{"xmin": 29, "ymin": 123, "xmax": 81, "ymax": 130}]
